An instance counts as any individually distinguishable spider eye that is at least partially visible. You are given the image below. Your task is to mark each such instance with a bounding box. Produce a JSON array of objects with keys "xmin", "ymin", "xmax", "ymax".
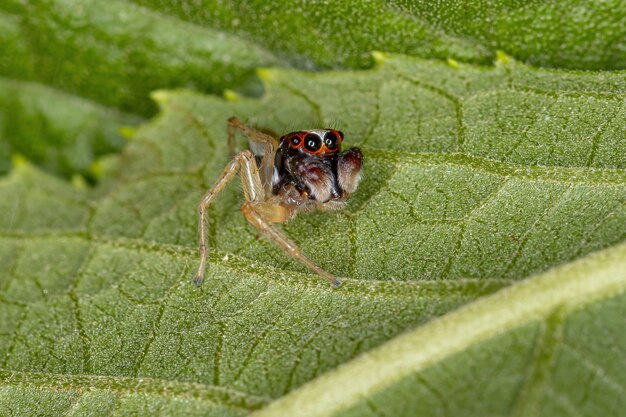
[
  {"xmin": 324, "ymin": 131, "xmax": 339, "ymax": 150},
  {"xmin": 304, "ymin": 133, "xmax": 322, "ymax": 152},
  {"xmin": 290, "ymin": 135, "xmax": 301, "ymax": 147},
  {"xmin": 337, "ymin": 130, "xmax": 344, "ymax": 140}
]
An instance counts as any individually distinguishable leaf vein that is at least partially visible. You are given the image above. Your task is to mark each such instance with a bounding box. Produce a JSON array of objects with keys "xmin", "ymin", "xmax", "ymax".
[
  {"xmin": 0, "ymin": 368, "xmax": 270, "ymax": 410},
  {"xmin": 562, "ymin": 341, "xmax": 626, "ymax": 395}
]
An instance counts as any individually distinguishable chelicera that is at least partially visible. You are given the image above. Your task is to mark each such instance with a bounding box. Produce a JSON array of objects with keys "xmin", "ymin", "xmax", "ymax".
[{"xmin": 194, "ymin": 117, "xmax": 363, "ymax": 287}]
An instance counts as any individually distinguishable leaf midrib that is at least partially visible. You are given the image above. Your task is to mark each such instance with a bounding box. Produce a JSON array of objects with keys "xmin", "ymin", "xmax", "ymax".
[{"xmin": 251, "ymin": 241, "xmax": 626, "ymax": 417}]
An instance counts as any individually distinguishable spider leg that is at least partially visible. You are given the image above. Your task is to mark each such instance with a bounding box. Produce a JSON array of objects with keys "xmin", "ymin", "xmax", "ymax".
[
  {"xmin": 196, "ymin": 132, "xmax": 340, "ymax": 287},
  {"xmin": 227, "ymin": 117, "xmax": 277, "ymax": 194},
  {"xmin": 228, "ymin": 116, "xmax": 277, "ymax": 147},
  {"xmin": 241, "ymin": 202, "xmax": 341, "ymax": 288},
  {"xmin": 194, "ymin": 150, "xmax": 263, "ymax": 285}
]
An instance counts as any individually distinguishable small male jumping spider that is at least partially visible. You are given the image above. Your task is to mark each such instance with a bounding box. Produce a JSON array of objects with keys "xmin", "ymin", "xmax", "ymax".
[{"xmin": 194, "ymin": 117, "xmax": 363, "ymax": 287}]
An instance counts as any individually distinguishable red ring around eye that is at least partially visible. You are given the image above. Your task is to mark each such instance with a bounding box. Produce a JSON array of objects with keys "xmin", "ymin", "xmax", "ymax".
[
  {"xmin": 290, "ymin": 134, "xmax": 302, "ymax": 148},
  {"xmin": 287, "ymin": 131, "xmax": 342, "ymax": 155}
]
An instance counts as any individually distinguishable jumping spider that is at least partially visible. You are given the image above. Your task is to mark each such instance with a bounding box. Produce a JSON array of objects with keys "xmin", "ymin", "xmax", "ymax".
[{"xmin": 194, "ymin": 117, "xmax": 364, "ymax": 287}]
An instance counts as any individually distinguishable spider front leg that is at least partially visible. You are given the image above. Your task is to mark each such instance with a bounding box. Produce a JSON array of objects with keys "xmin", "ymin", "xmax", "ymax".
[
  {"xmin": 194, "ymin": 149, "xmax": 340, "ymax": 287},
  {"xmin": 194, "ymin": 150, "xmax": 263, "ymax": 285}
]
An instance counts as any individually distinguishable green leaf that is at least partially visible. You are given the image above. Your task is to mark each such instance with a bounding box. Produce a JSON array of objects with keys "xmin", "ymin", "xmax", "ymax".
[
  {"xmin": 0, "ymin": 78, "xmax": 140, "ymax": 180},
  {"xmin": 2, "ymin": 1, "xmax": 623, "ymax": 181},
  {"xmin": 131, "ymin": 0, "xmax": 626, "ymax": 70},
  {"xmin": 0, "ymin": 0, "xmax": 281, "ymax": 115},
  {"xmin": 129, "ymin": 0, "xmax": 491, "ymax": 68},
  {"xmin": 0, "ymin": 54, "xmax": 625, "ymax": 415},
  {"xmin": 5, "ymin": 0, "xmax": 621, "ymax": 132},
  {"xmin": 390, "ymin": 0, "xmax": 626, "ymax": 70},
  {"xmin": 252, "ymin": 240, "xmax": 626, "ymax": 417}
]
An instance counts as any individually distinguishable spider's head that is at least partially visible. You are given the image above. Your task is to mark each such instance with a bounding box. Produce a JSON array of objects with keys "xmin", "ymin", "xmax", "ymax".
[{"xmin": 275, "ymin": 129, "xmax": 362, "ymax": 203}]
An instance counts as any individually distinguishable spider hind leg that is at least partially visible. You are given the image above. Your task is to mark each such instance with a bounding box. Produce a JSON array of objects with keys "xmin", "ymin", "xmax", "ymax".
[
  {"xmin": 241, "ymin": 202, "xmax": 341, "ymax": 288},
  {"xmin": 227, "ymin": 117, "xmax": 278, "ymax": 195}
]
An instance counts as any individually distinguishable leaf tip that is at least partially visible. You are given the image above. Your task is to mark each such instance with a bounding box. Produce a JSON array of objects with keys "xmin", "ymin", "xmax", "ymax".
[
  {"xmin": 90, "ymin": 156, "xmax": 121, "ymax": 181},
  {"xmin": 257, "ymin": 68, "xmax": 276, "ymax": 82},
  {"xmin": 371, "ymin": 51, "xmax": 388, "ymax": 65},
  {"xmin": 71, "ymin": 174, "xmax": 88, "ymax": 189},
  {"xmin": 150, "ymin": 90, "xmax": 170, "ymax": 105},
  {"xmin": 495, "ymin": 50, "xmax": 512, "ymax": 66},
  {"xmin": 11, "ymin": 153, "xmax": 28, "ymax": 170},
  {"xmin": 119, "ymin": 126, "xmax": 137, "ymax": 140},
  {"xmin": 223, "ymin": 89, "xmax": 239, "ymax": 102},
  {"xmin": 89, "ymin": 160, "xmax": 103, "ymax": 180},
  {"xmin": 446, "ymin": 58, "xmax": 460, "ymax": 69}
]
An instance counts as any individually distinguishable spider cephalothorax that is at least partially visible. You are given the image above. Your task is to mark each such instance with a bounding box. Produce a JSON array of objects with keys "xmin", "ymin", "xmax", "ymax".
[
  {"xmin": 273, "ymin": 129, "xmax": 363, "ymax": 207},
  {"xmin": 194, "ymin": 118, "xmax": 363, "ymax": 287}
]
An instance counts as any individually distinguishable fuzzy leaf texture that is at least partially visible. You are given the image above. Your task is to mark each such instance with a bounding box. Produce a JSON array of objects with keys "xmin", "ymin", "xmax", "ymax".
[{"xmin": 0, "ymin": 54, "xmax": 625, "ymax": 416}]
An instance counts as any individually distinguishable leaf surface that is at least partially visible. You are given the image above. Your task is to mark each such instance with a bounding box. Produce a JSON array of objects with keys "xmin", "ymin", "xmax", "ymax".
[
  {"xmin": 0, "ymin": 78, "xmax": 141, "ymax": 180},
  {"xmin": 0, "ymin": 0, "xmax": 280, "ymax": 116},
  {"xmin": 0, "ymin": 55, "xmax": 624, "ymax": 415},
  {"xmin": 132, "ymin": 0, "xmax": 626, "ymax": 70},
  {"xmin": 253, "ymin": 240, "xmax": 626, "ymax": 417}
]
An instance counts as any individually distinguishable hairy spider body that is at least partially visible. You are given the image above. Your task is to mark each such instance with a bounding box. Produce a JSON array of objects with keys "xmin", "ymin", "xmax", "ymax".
[
  {"xmin": 273, "ymin": 130, "xmax": 363, "ymax": 210},
  {"xmin": 194, "ymin": 117, "xmax": 363, "ymax": 287}
]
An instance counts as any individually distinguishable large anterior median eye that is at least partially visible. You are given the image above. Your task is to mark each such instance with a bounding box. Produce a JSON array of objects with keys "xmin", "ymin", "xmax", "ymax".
[
  {"xmin": 304, "ymin": 133, "xmax": 322, "ymax": 152},
  {"xmin": 324, "ymin": 131, "xmax": 339, "ymax": 150}
]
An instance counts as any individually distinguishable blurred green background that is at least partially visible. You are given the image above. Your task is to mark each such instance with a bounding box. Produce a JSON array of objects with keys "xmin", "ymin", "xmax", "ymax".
[{"xmin": 1, "ymin": 0, "xmax": 625, "ymax": 181}]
